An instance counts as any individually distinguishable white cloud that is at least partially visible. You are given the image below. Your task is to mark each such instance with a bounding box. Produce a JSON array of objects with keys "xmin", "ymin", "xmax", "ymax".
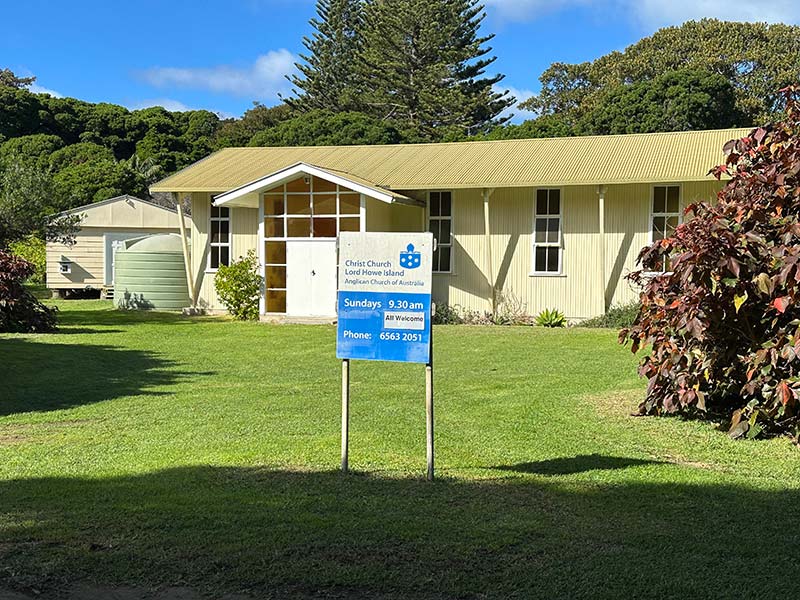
[
  {"xmin": 138, "ymin": 50, "xmax": 297, "ymax": 101},
  {"xmin": 484, "ymin": 0, "xmax": 800, "ymax": 26},
  {"xmin": 29, "ymin": 83, "xmax": 63, "ymax": 97},
  {"xmin": 129, "ymin": 98, "xmax": 234, "ymax": 119},
  {"xmin": 495, "ymin": 84, "xmax": 538, "ymax": 123},
  {"xmin": 132, "ymin": 98, "xmax": 193, "ymax": 112}
]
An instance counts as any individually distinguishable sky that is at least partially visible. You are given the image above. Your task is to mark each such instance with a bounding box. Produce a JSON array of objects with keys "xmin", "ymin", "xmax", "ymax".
[{"xmin": 3, "ymin": 0, "xmax": 799, "ymax": 123}]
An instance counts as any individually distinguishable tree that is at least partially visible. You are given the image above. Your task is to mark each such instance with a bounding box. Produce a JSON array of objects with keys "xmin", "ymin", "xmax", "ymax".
[
  {"xmin": 0, "ymin": 134, "xmax": 64, "ymax": 172},
  {"xmin": 479, "ymin": 114, "xmax": 573, "ymax": 140},
  {"xmin": 522, "ymin": 20, "xmax": 800, "ymax": 128},
  {"xmin": 576, "ymin": 69, "xmax": 741, "ymax": 135},
  {"xmin": 620, "ymin": 86, "xmax": 800, "ymax": 439},
  {"xmin": 0, "ymin": 160, "xmax": 78, "ymax": 246},
  {"xmin": 0, "ymin": 68, "xmax": 35, "ymax": 89},
  {"xmin": 46, "ymin": 142, "xmax": 146, "ymax": 210},
  {"xmin": 287, "ymin": 0, "xmax": 365, "ymax": 112},
  {"xmin": 249, "ymin": 110, "xmax": 403, "ymax": 146},
  {"xmin": 357, "ymin": 0, "xmax": 513, "ymax": 140},
  {"xmin": 0, "ymin": 86, "xmax": 43, "ymax": 141},
  {"xmin": 0, "ymin": 250, "xmax": 58, "ymax": 333},
  {"xmin": 215, "ymin": 103, "xmax": 292, "ymax": 147}
]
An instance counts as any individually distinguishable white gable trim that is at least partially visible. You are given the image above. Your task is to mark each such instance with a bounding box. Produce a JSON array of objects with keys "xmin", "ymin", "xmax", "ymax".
[
  {"xmin": 53, "ymin": 195, "xmax": 177, "ymax": 217},
  {"xmin": 213, "ymin": 162, "xmax": 416, "ymax": 208}
]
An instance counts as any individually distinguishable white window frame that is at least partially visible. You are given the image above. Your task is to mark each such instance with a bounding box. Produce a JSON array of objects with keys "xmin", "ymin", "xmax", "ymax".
[
  {"xmin": 648, "ymin": 184, "xmax": 682, "ymax": 272},
  {"xmin": 207, "ymin": 196, "xmax": 231, "ymax": 272},
  {"xmin": 531, "ymin": 188, "xmax": 563, "ymax": 276},
  {"xmin": 261, "ymin": 178, "xmax": 362, "ymax": 241},
  {"xmin": 427, "ymin": 190, "xmax": 453, "ymax": 274}
]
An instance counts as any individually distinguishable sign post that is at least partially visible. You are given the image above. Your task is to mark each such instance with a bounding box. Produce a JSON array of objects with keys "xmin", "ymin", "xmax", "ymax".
[{"xmin": 336, "ymin": 232, "xmax": 435, "ymax": 479}]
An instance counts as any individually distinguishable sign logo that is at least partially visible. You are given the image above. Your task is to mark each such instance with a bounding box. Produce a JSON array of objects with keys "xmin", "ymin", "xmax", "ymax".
[{"xmin": 399, "ymin": 243, "xmax": 421, "ymax": 270}]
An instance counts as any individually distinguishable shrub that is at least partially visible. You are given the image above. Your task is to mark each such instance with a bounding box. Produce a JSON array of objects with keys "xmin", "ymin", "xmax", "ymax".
[
  {"xmin": 535, "ymin": 308, "xmax": 566, "ymax": 328},
  {"xmin": 581, "ymin": 302, "xmax": 640, "ymax": 329},
  {"xmin": 8, "ymin": 235, "xmax": 45, "ymax": 283},
  {"xmin": 494, "ymin": 291, "xmax": 532, "ymax": 325},
  {"xmin": 214, "ymin": 250, "xmax": 262, "ymax": 321},
  {"xmin": 620, "ymin": 85, "xmax": 800, "ymax": 439},
  {"xmin": 432, "ymin": 302, "xmax": 463, "ymax": 324},
  {"xmin": 432, "ymin": 302, "xmax": 492, "ymax": 325},
  {"xmin": 0, "ymin": 250, "xmax": 57, "ymax": 332}
]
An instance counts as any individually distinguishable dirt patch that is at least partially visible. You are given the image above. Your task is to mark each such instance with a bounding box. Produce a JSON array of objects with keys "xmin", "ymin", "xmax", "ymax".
[
  {"xmin": 662, "ymin": 454, "xmax": 725, "ymax": 472},
  {"xmin": 0, "ymin": 420, "xmax": 95, "ymax": 445},
  {"xmin": 582, "ymin": 389, "xmax": 642, "ymax": 419},
  {"xmin": 0, "ymin": 434, "xmax": 27, "ymax": 445}
]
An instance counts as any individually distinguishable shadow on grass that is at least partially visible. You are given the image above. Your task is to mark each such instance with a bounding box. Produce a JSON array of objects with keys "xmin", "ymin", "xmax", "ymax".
[
  {"xmin": 0, "ymin": 338, "xmax": 202, "ymax": 416},
  {"xmin": 494, "ymin": 454, "xmax": 663, "ymax": 475},
  {"xmin": 53, "ymin": 327, "xmax": 125, "ymax": 335},
  {"xmin": 56, "ymin": 307, "xmax": 197, "ymax": 329},
  {"xmin": 0, "ymin": 465, "xmax": 797, "ymax": 599}
]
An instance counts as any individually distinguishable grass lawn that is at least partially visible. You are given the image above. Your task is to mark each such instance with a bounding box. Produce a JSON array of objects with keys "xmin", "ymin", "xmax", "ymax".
[{"xmin": 2, "ymin": 301, "xmax": 800, "ymax": 599}]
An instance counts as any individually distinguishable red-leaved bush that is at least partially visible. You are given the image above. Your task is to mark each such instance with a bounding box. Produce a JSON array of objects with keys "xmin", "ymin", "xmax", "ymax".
[
  {"xmin": 0, "ymin": 250, "xmax": 57, "ymax": 333},
  {"xmin": 621, "ymin": 85, "xmax": 800, "ymax": 440}
]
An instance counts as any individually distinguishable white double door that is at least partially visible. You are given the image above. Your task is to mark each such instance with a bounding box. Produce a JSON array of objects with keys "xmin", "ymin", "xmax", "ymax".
[{"xmin": 285, "ymin": 239, "xmax": 337, "ymax": 317}]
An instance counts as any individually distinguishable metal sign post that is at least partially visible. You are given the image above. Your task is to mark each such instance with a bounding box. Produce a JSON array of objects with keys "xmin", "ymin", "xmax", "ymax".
[{"xmin": 336, "ymin": 232, "xmax": 435, "ymax": 480}]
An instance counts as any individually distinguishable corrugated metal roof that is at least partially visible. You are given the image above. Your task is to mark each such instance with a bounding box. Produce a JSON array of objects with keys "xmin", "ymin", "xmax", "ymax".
[{"xmin": 151, "ymin": 127, "xmax": 752, "ymax": 193}]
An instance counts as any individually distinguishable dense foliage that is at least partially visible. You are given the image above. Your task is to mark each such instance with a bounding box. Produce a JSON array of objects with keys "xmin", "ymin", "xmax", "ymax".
[
  {"xmin": 0, "ymin": 251, "xmax": 57, "ymax": 332},
  {"xmin": 621, "ymin": 87, "xmax": 800, "ymax": 439},
  {"xmin": 214, "ymin": 251, "xmax": 263, "ymax": 321},
  {"xmin": 575, "ymin": 69, "xmax": 740, "ymax": 135},
  {"xmin": 8, "ymin": 236, "xmax": 46, "ymax": 284},
  {"xmin": 250, "ymin": 110, "xmax": 403, "ymax": 146},
  {"xmin": 521, "ymin": 20, "xmax": 800, "ymax": 128},
  {"xmin": 478, "ymin": 114, "xmax": 572, "ymax": 141},
  {"xmin": 580, "ymin": 302, "xmax": 639, "ymax": 329}
]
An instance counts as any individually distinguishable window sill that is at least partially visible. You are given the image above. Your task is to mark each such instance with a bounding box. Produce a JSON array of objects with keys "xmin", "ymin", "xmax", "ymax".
[
  {"xmin": 433, "ymin": 271, "xmax": 454, "ymax": 276},
  {"xmin": 528, "ymin": 272, "xmax": 566, "ymax": 278}
]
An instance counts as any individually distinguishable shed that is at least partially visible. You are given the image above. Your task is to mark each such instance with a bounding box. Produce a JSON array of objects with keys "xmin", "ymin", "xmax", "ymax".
[{"xmin": 46, "ymin": 195, "xmax": 188, "ymax": 297}]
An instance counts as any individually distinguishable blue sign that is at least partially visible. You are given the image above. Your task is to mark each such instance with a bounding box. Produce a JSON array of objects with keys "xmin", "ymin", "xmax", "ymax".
[{"xmin": 336, "ymin": 233, "xmax": 433, "ymax": 364}]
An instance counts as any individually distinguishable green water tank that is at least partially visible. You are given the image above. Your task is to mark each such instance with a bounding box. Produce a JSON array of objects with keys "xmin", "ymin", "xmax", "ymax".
[{"xmin": 114, "ymin": 234, "xmax": 190, "ymax": 310}]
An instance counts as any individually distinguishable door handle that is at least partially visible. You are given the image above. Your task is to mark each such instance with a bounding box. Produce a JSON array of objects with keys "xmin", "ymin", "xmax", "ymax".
[{"xmin": 311, "ymin": 270, "xmax": 316, "ymax": 276}]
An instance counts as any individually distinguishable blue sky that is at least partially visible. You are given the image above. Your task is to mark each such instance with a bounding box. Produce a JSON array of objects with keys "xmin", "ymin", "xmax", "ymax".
[{"xmin": 3, "ymin": 0, "xmax": 798, "ymax": 122}]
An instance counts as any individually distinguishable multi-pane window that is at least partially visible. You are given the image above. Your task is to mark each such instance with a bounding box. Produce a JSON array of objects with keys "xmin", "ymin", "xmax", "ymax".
[
  {"xmin": 209, "ymin": 201, "xmax": 230, "ymax": 270},
  {"xmin": 651, "ymin": 185, "xmax": 681, "ymax": 271},
  {"xmin": 532, "ymin": 189, "xmax": 561, "ymax": 274},
  {"xmin": 428, "ymin": 191, "xmax": 452, "ymax": 273},
  {"xmin": 262, "ymin": 175, "xmax": 361, "ymax": 313}
]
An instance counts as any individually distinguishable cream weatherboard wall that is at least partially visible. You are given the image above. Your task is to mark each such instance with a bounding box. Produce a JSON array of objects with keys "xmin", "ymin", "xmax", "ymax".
[
  {"xmin": 189, "ymin": 193, "xmax": 259, "ymax": 310},
  {"xmin": 430, "ymin": 181, "xmax": 723, "ymax": 320},
  {"xmin": 602, "ymin": 180, "xmax": 722, "ymax": 309},
  {"xmin": 430, "ymin": 186, "xmax": 601, "ymax": 320}
]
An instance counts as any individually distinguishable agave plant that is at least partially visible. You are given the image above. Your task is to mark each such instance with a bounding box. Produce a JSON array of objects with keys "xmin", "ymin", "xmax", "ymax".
[{"xmin": 535, "ymin": 308, "xmax": 566, "ymax": 328}]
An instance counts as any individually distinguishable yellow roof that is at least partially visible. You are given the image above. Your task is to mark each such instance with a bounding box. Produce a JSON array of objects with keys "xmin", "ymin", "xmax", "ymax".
[{"xmin": 151, "ymin": 127, "xmax": 752, "ymax": 193}]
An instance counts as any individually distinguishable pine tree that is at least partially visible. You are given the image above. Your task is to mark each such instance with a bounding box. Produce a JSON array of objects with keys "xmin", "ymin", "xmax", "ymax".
[
  {"xmin": 287, "ymin": 0, "xmax": 364, "ymax": 112},
  {"xmin": 357, "ymin": 0, "xmax": 513, "ymax": 140}
]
